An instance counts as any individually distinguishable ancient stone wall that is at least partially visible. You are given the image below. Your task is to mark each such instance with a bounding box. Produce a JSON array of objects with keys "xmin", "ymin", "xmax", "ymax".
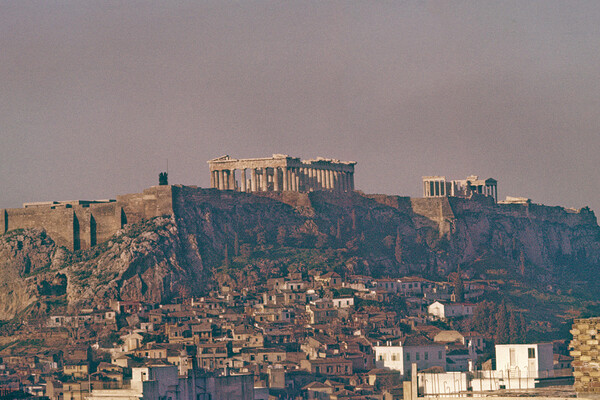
[
  {"xmin": 1, "ymin": 206, "xmax": 76, "ymax": 250},
  {"xmin": 570, "ymin": 317, "xmax": 600, "ymax": 395},
  {"xmin": 365, "ymin": 194, "xmax": 414, "ymax": 214},
  {"xmin": 0, "ymin": 185, "xmax": 175, "ymax": 251},
  {"xmin": 411, "ymin": 197, "xmax": 455, "ymax": 222}
]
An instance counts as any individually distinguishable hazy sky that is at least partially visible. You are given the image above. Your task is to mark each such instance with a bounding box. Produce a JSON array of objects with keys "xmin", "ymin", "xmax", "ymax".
[{"xmin": 2, "ymin": 1, "xmax": 599, "ymax": 214}]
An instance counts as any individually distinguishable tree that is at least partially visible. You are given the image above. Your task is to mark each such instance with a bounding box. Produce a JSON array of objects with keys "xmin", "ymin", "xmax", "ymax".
[
  {"xmin": 276, "ymin": 226, "xmax": 287, "ymax": 246},
  {"xmin": 471, "ymin": 301, "xmax": 500, "ymax": 338},
  {"xmin": 519, "ymin": 250, "xmax": 526, "ymax": 276},
  {"xmin": 394, "ymin": 231, "xmax": 403, "ymax": 265},
  {"xmin": 452, "ymin": 266, "xmax": 465, "ymax": 302},
  {"xmin": 159, "ymin": 172, "xmax": 168, "ymax": 186},
  {"xmin": 509, "ymin": 311, "xmax": 519, "ymax": 343},
  {"xmin": 234, "ymin": 232, "xmax": 240, "ymax": 256},
  {"xmin": 518, "ymin": 313, "xmax": 527, "ymax": 343},
  {"xmin": 256, "ymin": 231, "xmax": 267, "ymax": 247},
  {"xmin": 495, "ymin": 301, "xmax": 510, "ymax": 344},
  {"xmin": 223, "ymin": 243, "xmax": 230, "ymax": 267}
]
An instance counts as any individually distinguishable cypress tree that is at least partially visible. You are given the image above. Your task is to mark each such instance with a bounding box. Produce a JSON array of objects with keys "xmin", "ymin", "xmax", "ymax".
[
  {"xmin": 495, "ymin": 301, "xmax": 510, "ymax": 344},
  {"xmin": 518, "ymin": 313, "xmax": 527, "ymax": 343},
  {"xmin": 394, "ymin": 230, "xmax": 403, "ymax": 265},
  {"xmin": 234, "ymin": 232, "xmax": 240, "ymax": 256},
  {"xmin": 509, "ymin": 311, "xmax": 519, "ymax": 343},
  {"xmin": 223, "ymin": 243, "xmax": 230, "ymax": 267}
]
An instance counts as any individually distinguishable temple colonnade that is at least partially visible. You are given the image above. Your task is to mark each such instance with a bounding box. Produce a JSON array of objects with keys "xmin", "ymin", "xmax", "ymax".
[{"xmin": 208, "ymin": 155, "xmax": 355, "ymax": 193}]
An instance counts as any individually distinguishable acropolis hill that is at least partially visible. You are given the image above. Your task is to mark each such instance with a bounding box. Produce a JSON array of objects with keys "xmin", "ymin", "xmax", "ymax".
[
  {"xmin": 0, "ymin": 154, "xmax": 597, "ymax": 254},
  {"xmin": 0, "ymin": 156, "xmax": 599, "ymax": 321}
]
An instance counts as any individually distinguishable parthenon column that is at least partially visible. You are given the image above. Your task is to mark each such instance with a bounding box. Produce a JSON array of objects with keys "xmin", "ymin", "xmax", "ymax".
[
  {"xmin": 316, "ymin": 169, "xmax": 323, "ymax": 190},
  {"xmin": 298, "ymin": 167, "xmax": 308, "ymax": 192},
  {"xmin": 324, "ymin": 169, "xmax": 330, "ymax": 190},
  {"xmin": 290, "ymin": 168, "xmax": 296, "ymax": 191},
  {"xmin": 330, "ymin": 170, "xmax": 336, "ymax": 190},
  {"xmin": 330, "ymin": 170, "xmax": 335, "ymax": 190},
  {"xmin": 273, "ymin": 168, "xmax": 280, "ymax": 191},
  {"xmin": 282, "ymin": 167, "xmax": 288, "ymax": 191},
  {"xmin": 308, "ymin": 168, "xmax": 315, "ymax": 190},
  {"xmin": 250, "ymin": 169, "xmax": 257, "ymax": 192},
  {"xmin": 218, "ymin": 170, "xmax": 225, "ymax": 190},
  {"xmin": 298, "ymin": 168, "xmax": 304, "ymax": 191},
  {"xmin": 240, "ymin": 169, "xmax": 247, "ymax": 192},
  {"xmin": 261, "ymin": 168, "xmax": 268, "ymax": 191},
  {"xmin": 229, "ymin": 170, "xmax": 236, "ymax": 190}
]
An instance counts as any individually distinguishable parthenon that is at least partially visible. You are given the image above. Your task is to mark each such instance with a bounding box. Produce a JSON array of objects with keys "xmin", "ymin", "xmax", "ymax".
[{"xmin": 208, "ymin": 154, "xmax": 356, "ymax": 193}]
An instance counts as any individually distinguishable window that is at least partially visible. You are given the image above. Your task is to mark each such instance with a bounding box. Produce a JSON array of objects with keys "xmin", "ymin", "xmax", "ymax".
[
  {"xmin": 438, "ymin": 351, "xmax": 442, "ymax": 359},
  {"xmin": 425, "ymin": 352, "xmax": 428, "ymax": 360},
  {"xmin": 416, "ymin": 352, "xmax": 420, "ymax": 361},
  {"xmin": 379, "ymin": 355, "xmax": 383, "ymax": 361},
  {"xmin": 406, "ymin": 353, "xmax": 410, "ymax": 361},
  {"xmin": 528, "ymin": 348, "xmax": 536, "ymax": 359}
]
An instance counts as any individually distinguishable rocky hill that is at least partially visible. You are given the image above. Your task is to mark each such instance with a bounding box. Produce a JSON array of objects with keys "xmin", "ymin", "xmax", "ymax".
[{"xmin": 1, "ymin": 187, "xmax": 599, "ymax": 330}]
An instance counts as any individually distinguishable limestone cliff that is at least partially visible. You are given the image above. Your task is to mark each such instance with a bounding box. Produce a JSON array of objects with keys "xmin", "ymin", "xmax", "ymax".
[{"xmin": 0, "ymin": 187, "xmax": 599, "ymax": 321}]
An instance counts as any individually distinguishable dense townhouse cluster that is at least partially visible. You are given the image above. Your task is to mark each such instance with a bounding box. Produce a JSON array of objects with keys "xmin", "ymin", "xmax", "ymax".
[{"xmin": 0, "ymin": 271, "xmax": 574, "ymax": 399}]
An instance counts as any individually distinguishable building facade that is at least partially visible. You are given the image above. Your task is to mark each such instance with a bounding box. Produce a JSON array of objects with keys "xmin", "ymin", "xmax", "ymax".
[
  {"xmin": 208, "ymin": 154, "xmax": 356, "ymax": 193},
  {"xmin": 495, "ymin": 343, "xmax": 554, "ymax": 379},
  {"xmin": 428, "ymin": 301, "xmax": 475, "ymax": 320},
  {"xmin": 374, "ymin": 337, "xmax": 446, "ymax": 376}
]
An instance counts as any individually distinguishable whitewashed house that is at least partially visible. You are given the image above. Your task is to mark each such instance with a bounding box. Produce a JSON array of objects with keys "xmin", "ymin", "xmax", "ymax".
[
  {"xmin": 374, "ymin": 335, "xmax": 446, "ymax": 376},
  {"xmin": 495, "ymin": 343, "xmax": 554, "ymax": 379},
  {"xmin": 428, "ymin": 301, "xmax": 474, "ymax": 320}
]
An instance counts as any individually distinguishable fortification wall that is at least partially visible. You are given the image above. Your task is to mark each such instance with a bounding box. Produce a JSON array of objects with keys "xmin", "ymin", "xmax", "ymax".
[
  {"xmin": 364, "ymin": 194, "xmax": 414, "ymax": 214},
  {"xmin": 0, "ymin": 185, "xmax": 175, "ymax": 251},
  {"xmin": 448, "ymin": 195, "xmax": 596, "ymax": 227},
  {"xmin": 1, "ymin": 206, "xmax": 76, "ymax": 249},
  {"xmin": 527, "ymin": 203, "xmax": 596, "ymax": 226},
  {"xmin": 410, "ymin": 197, "xmax": 455, "ymax": 222}
]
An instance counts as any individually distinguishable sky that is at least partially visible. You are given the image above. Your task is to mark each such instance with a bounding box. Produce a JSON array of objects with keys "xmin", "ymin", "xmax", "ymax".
[{"xmin": 1, "ymin": 1, "xmax": 599, "ymax": 214}]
